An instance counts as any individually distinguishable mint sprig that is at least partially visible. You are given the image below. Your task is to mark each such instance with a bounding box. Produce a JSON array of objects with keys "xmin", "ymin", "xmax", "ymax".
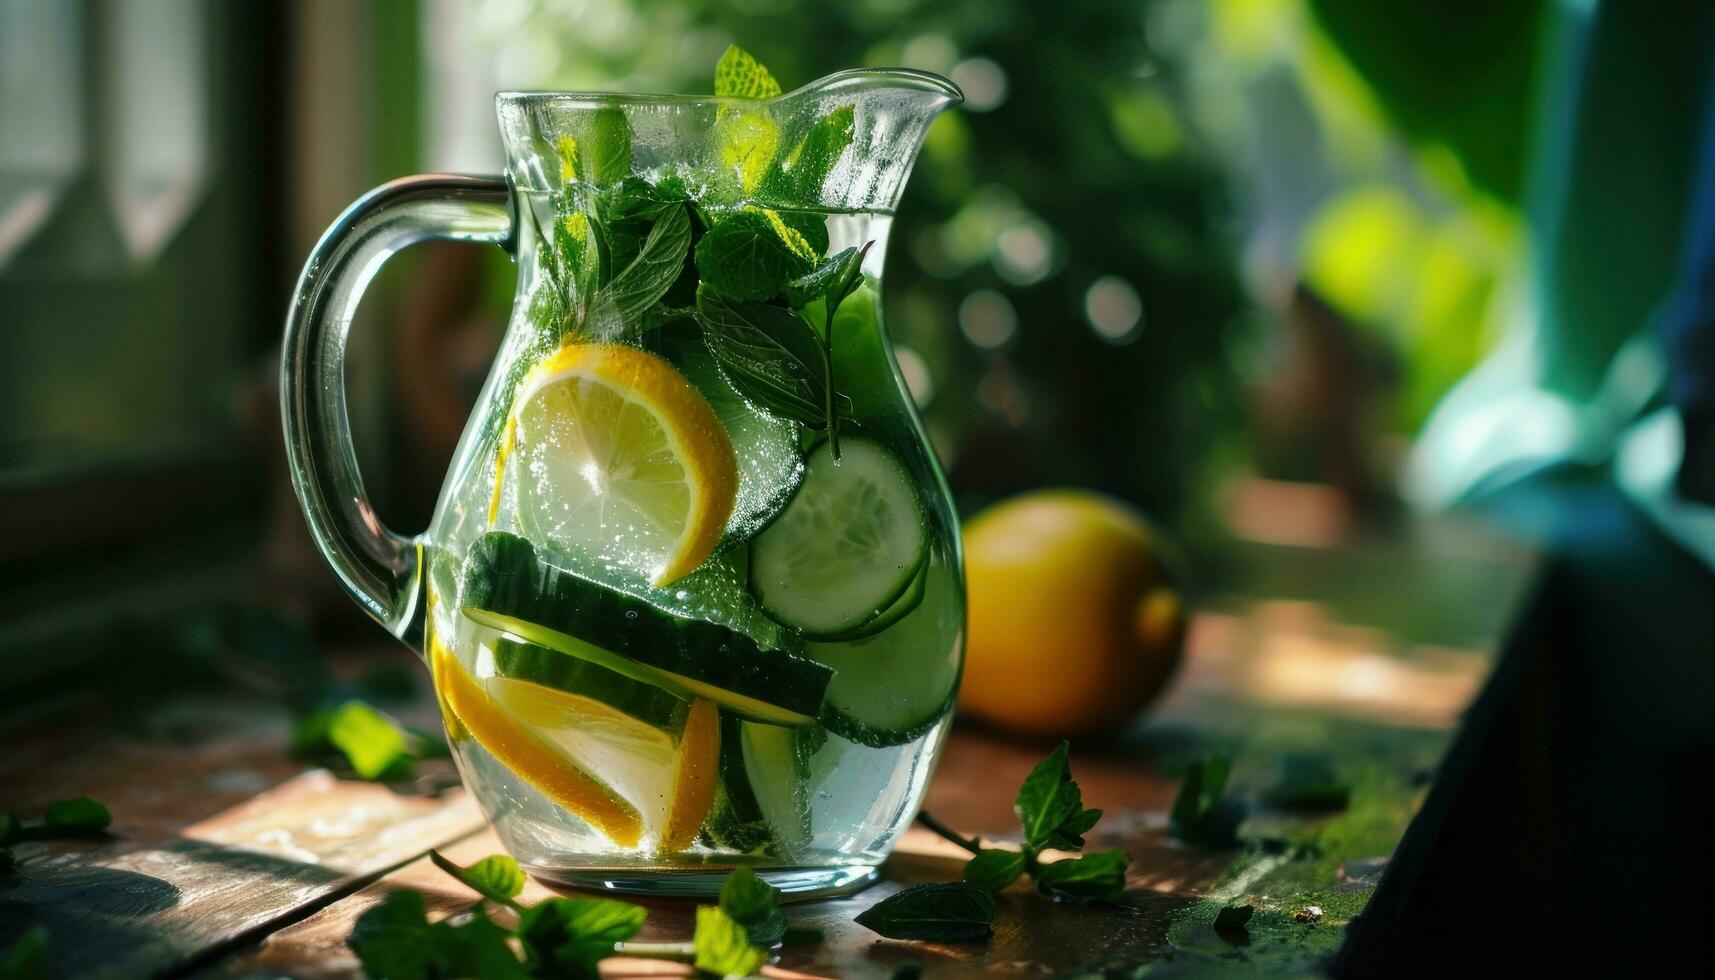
[
  {"xmin": 349, "ymin": 854, "xmax": 804, "ymax": 978},
  {"xmin": 917, "ymin": 741, "xmax": 1131, "ymax": 907}
]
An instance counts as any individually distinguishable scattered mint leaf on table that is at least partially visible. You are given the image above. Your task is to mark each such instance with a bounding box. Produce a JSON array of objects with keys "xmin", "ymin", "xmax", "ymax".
[
  {"xmin": 1169, "ymin": 757, "xmax": 1244, "ymax": 847},
  {"xmin": 433, "ymin": 910, "xmax": 530, "ymax": 980},
  {"xmin": 348, "ymin": 890, "xmax": 444, "ymax": 980},
  {"xmin": 714, "ymin": 45, "xmax": 782, "ymax": 100},
  {"xmin": 517, "ymin": 896, "xmax": 646, "ymax": 978},
  {"xmin": 856, "ymin": 882, "xmax": 997, "ymax": 942},
  {"xmin": 693, "ymin": 905, "xmax": 768, "ymax": 977},
  {"xmin": 327, "ymin": 701, "xmax": 415, "ymax": 781},
  {"xmin": 430, "ymin": 850, "xmax": 524, "ymax": 909},
  {"xmin": 1033, "ymin": 849, "xmax": 1129, "ymax": 904},
  {"xmin": 0, "ymin": 925, "xmax": 50, "ymax": 980},
  {"xmin": 41, "ymin": 796, "xmax": 110, "ymax": 834},
  {"xmin": 718, "ymin": 866, "xmax": 788, "ymax": 947},
  {"xmin": 695, "ymin": 208, "xmax": 817, "ymax": 301},
  {"xmin": 1016, "ymin": 740, "xmax": 1103, "ymax": 853},
  {"xmin": 962, "ymin": 849, "xmax": 1026, "ymax": 892}
]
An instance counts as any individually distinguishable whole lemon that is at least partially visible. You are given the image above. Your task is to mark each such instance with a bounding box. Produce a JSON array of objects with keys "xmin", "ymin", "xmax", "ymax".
[{"xmin": 958, "ymin": 490, "xmax": 1188, "ymax": 738}]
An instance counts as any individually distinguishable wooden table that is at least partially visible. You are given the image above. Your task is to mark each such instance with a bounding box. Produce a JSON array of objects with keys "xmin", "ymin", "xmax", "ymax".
[{"xmin": 0, "ymin": 522, "xmax": 1529, "ymax": 977}]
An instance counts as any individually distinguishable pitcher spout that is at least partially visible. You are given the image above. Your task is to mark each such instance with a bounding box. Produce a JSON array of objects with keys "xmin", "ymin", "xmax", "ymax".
[{"xmin": 767, "ymin": 67, "xmax": 963, "ymax": 213}]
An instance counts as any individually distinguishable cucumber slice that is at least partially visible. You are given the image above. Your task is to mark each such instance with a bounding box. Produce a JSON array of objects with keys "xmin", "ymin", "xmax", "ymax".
[
  {"xmin": 700, "ymin": 712, "xmax": 772, "ymax": 853},
  {"xmin": 812, "ymin": 555, "xmax": 928, "ymax": 643},
  {"xmin": 490, "ymin": 636, "xmax": 686, "ymax": 730},
  {"xmin": 804, "ymin": 562, "xmax": 961, "ymax": 747},
  {"xmin": 749, "ymin": 437, "xmax": 928, "ymax": 638},
  {"xmin": 462, "ymin": 532, "xmax": 831, "ymax": 727},
  {"xmin": 739, "ymin": 720, "xmax": 813, "ymax": 859}
]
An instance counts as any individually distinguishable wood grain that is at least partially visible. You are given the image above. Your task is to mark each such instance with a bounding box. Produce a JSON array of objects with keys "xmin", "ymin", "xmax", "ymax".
[{"xmin": 3, "ymin": 771, "xmax": 482, "ymax": 979}]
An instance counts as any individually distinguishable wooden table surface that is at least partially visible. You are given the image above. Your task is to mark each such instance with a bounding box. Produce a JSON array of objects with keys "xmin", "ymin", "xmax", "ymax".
[{"xmin": 0, "ymin": 522, "xmax": 1530, "ymax": 978}]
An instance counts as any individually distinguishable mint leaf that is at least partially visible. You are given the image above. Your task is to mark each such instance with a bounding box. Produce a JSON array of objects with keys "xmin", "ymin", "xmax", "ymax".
[
  {"xmin": 696, "ymin": 285, "xmax": 829, "ymax": 428},
  {"xmin": 693, "ymin": 905, "xmax": 767, "ymax": 977},
  {"xmin": 349, "ymin": 891, "xmax": 440, "ymax": 980},
  {"xmin": 695, "ymin": 209, "xmax": 817, "ymax": 301},
  {"xmin": 1169, "ymin": 757, "xmax": 1243, "ymax": 847},
  {"xmin": 327, "ymin": 700, "xmax": 413, "ymax": 780},
  {"xmin": 0, "ymin": 925, "xmax": 50, "ymax": 980},
  {"xmin": 1034, "ymin": 849, "xmax": 1129, "ymax": 904},
  {"xmin": 431, "ymin": 851, "xmax": 525, "ymax": 908},
  {"xmin": 431, "ymin": 909, "xmax": 528, "ymax": 980},
  {"xmin": 1015, "ymin": 741, "xmax": 1101, "ymax": 854},
  {"xmin": 41, "ymin": 797, "xmax": 110, "ymax": 834},
  {"xmin": 570, "ymin": 107, "xmax": 631, "ymax": 187},
  {"xmin": 764, "ymin": 104, "xmax": 856, "ymax": 202},
  {"xmin": 518, "ymin": 896, "xmax": 646, "ymax": 979},
  {"xmin": 714, "ymin": 45, "xmax": 781, "ymax": 100},
  {"xmin": 963, "ymin": 849, "xmax": 1026, "ymax": 892},
  {"xmin": 719, "ymin": 866, "xmax": 787, "ymax": 947},
  {"xmin": 785, "ymin": 246, "xmax": 861, "ymax": 309},
  {"xmin": 1264, "ymin": 753, "xmax": 1350, "ymax": 811},
  {"xmin": 855, "ymin": 883, "xmax": 996, "ymax": 942},
  {"xmin": 588, "ymin": 205, "xmax": 691, "ymax": 337}
]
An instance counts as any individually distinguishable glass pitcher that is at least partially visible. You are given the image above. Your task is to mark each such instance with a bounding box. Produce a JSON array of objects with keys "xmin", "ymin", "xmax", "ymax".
[{"xmin": 282, "ymin": 69, "xmax": 964, "ymax": 897}]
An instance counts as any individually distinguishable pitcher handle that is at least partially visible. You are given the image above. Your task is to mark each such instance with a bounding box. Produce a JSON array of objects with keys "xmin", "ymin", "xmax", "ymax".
[{"xmin": 281, "ymin": 174, "xmax": 514, "ymax": 648}]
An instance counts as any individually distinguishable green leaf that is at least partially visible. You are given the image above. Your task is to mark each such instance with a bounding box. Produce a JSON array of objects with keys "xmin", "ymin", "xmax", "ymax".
[
  {"xmin": 764, "ymin": 104, "xmax": 856, "ymax": 202},
  {"xmin": 588, "ymin": 205, "xmax": 692, "ymax": 337},
  {"xmin": 785, "ymin": 247, "xmax": 859, "ymax": 309},
  {"xmin": 1015, "ymin": 741, "xmax": 1100, "ymax": 854},
  {"xmin": 327, "ymin": 701, "xmax": 413, "ymax": 780},
  {"xmin": 1264, "ymin": 753, "xmax": 1351, "ymax": 811},
  {"xmin": 349, "ymin": 891, "xmax": 440, "ymax": 980},
  {"xmin": 430, "ymin": 909, "xmax": 528, "ymax": 980},
  {"xmin": 1169, "ymin": 757, "xmax": 1243, "ymax": 847},
  {"xmin": 0, "ymin": 925, "xmax": 50, "ymax": 980},
  {"xmin": 1033, "ymin": 849, "xmax": 1129, "ymax": 904},
  {"xmin": 695, "ymin": 285, "xmax": 828, "ymax": 428},
  {"xmin": 713, "ymin": 45, "xmax": 781, "ymax": 100},
  {"xmin": 574, "ymin": 107, "xmax": 632, "ymax": 187},
  {"xmin": 430, "ymin": 851, "xmax": 524, "ymax": 907},
  {"xmin": 963, "ymin": 849, "xmax": 1026, "ymax": 892},
  {"xmin": 1214, "ymin": 903, "xmax": 1254, "ymax": 931},
  {"xmin": 518, "ymin": 896, "xmax": 646, "ymax": 979},
  {"xmin": 693, "ymin": 905, "xmax": 767, "ymax": 977},
  {"xmin": 854, "ymin": 883, "xmax": 996, "ymax": 942},
  {"xmin": 719, "ymin": 866, "xmax": 788, "ymax": 947},
  {"xmin": 695, "ymin": 209, "xmax": 818, "ymax": 301},
  {"xmin": 42, "ymin": 797, "xmax": 109, "ymax": 834},
  {"xmin": 0, "ymin": 847, "xmax": 14, "ymax": 874}
]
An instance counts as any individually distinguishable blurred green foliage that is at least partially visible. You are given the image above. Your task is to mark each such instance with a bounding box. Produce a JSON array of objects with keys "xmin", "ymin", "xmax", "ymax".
[{"xmin": 1305, "ymin": 0, "xmax": 1544, "ymax": 202}]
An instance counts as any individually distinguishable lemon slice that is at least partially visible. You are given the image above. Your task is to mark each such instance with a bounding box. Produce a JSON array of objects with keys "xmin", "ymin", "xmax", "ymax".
[
  {"xmin": 661, "ymin": 698, "xmax": 721, "ymax": 852},
  {"xmin": 508, "ymin": 343, "xmax": 737, "ymax": 587},
  {"xmin": 432, "ymin": 642, "xmax": 645, "ymax": 847}
]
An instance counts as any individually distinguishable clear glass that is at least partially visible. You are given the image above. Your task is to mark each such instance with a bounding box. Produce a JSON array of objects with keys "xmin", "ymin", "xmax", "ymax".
[{"xmin": 284, "ymin": 69, "xmax": 964, "ymax": 896}]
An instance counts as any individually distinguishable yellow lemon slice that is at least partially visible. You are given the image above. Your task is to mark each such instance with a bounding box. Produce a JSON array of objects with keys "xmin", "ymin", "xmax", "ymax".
[
  {"xmin": 661, "ymin": 698, "xmax": 720, "ymax": 852},
  {"xmin": 508, "ymin": 343, "xmax": 737, "ymax": 586},
  {"xmin": 432, "ymin": 642, "xmax": 644, "ymax": 847}
]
